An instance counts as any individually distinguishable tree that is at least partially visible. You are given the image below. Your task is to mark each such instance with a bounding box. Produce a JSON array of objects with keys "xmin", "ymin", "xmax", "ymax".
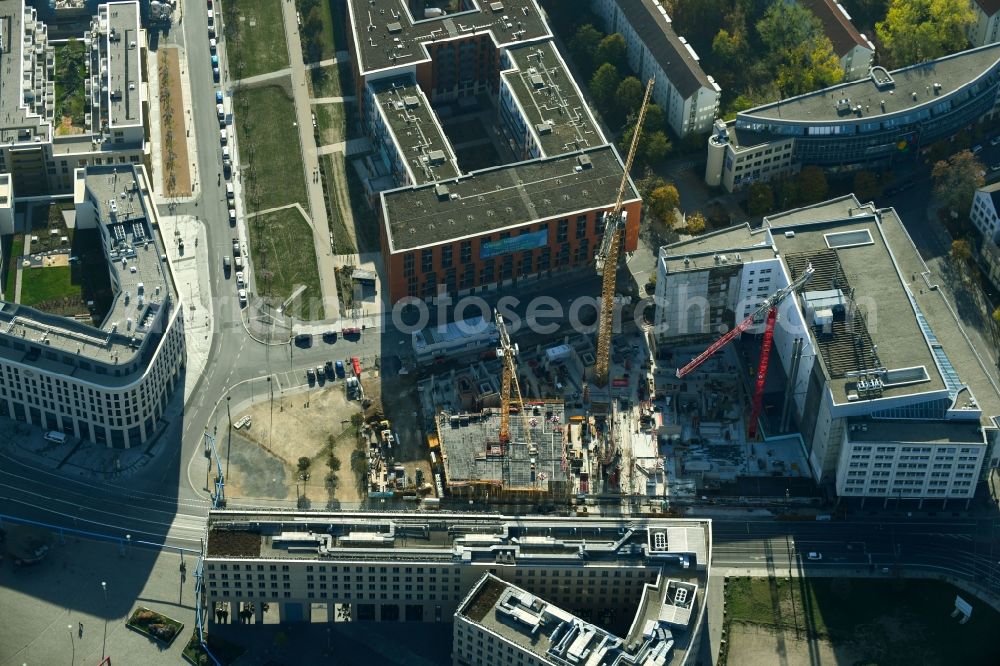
[
  {"xmin": 643, "ymin": 103, "xmax": 666, "ymax": 134},
  {"xmin": 634, "ymin": 167, "xmax": 667, "ymax": 200},
  {"xmin": 992, "ymin": 306, "xmax": 1000, "ymax": 327},
  {"xmin": 876, "ymin": 0, "xmax": 975, "ymax": 67},
  {"xmin": 756, "ymin": 0, "xmax": 822, "ymax": 56},
  {"xmin": 747, "ymin": 182, "xmax": 774, "ymax": 215},
  {"xmin": 647, "ymin": 184, "xmax": 680, "ymax": 221},
  {"xmin": 640, "ymin": 131, "xmax": 672, "ymax": 164},
  {"xmin": 589, "ymin": 63, "xmax": 620, "ymax": 111},
  {"xmin": 797, "ymin": 166, "xmax": 829, "ymax": 203},
  {"xmin": 569, "ymin": 24, "xmax": 603, "ymax": 74},
  {"xmin": 932, "ymin": 150, "xmax": 985, "ymax": 214},
  {"xmin": 297, "ymin": 457, "xmax": 311, "ymax": 472},
  {"xmin": 596, "ymin": 33, "xmax": 628, "ymax": 71},
  {"xmin": 614, "ymin": 76, "xmax": 644, "ymax": 123},
  {"xmin": 710, "ymin": 28, "xmax": 748, "ymax": 90},
  {"xmin": 686, "ymin": 211, "xmax": 707, "ymax": 235},
  {"xmin": 775, "ymin": 177, "xmax": 801, "ymax": 208},
  {"xmin": 775, "ymin": 36, "xmax": 844, "ymax": 96},
  {"xmin": 950, "ymin": 238, "xmax": 973, "ymax": 264},
  {"xmin": 853, "ymin": 170, "xmax": 882, "ymax": 202}
]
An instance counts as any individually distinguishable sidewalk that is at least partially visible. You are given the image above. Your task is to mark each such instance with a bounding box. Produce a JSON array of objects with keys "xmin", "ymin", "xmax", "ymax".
[{"xmin": 279, "ymin": 0, "xmax": 340, "ymax": 320}]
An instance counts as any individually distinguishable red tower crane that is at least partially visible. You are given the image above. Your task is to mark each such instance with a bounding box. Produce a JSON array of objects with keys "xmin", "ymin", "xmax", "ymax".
[{"xmin": 675, "ymin": 264, "xmax": 814, "ymax": 438}]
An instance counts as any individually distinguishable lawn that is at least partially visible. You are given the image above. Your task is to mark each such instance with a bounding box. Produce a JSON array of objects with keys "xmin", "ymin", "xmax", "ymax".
[
  {"xmin": 18, "ymin": 230, "xmax": 112, "ymax": 320},
  {"xmin": 232, "ymin": 84, "xmax": 309, "ymax": 213},
  {"xmin": 321, "ymin": 153, "xmax": 364, "ymax": 255},
  {"xmin": 248, "ymin": 207, "xmax": 324, "ymax": 320},
  {"xmin": 298, "ymin": 0, "xmax": 350, "ymax": 63},
  {"xmin": 725, "ymin": 577, "xmax": 1000, "ymax": 665},
  {"xmin": 19, "ymin": 266, "xmax": 80, "ymax": 309},
  {"xmin": 308, "ymin": 63, "xmax": 347, "ymax": 99},
  {"xmin": 2, "ymin": 235, "xmax": 22, "ymax": 297},
  {"xmin": 53, "ymin": 40, "xmax": 88, "ymax": 134},
  {"xmin": 313, "ymin": 102, "xmax": 345, "ymax": 146},
  {"xmin": 223, "ymin": 0, "xmax": 288, "ymax": 79}
]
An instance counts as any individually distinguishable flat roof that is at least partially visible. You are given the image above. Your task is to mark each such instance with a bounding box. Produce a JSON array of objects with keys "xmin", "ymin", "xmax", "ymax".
[
  {"xmin": 0, "ymin": 0, "xmax": 51, "ymax": 144},
  {"xmin": 742, "ymin": 43, "xmax": 1000, "ymax": 124},
  {"xmin": 206, "ymin": 511, "xmax": 711, "ymax": 569},
  {"xmin": 381, "ymin": 144, "xmax": 638, "ymax": 252},
  {"xmin": 458, "ymin": 573, "xmax": 700, "ymax": 666},
  {"xmin": 103, "ymin": 1, "xmax": 142, "ymax": 128},
  {"xmin": 347, "ymin": 0, "xmax": 551, "ymax": 75},
  {"xmin": 502, "ymin": 40, "xmax": 603, "ymax": 157},
  {"xmin": 660, "ymin": 197, "xmax": 1000, "ymax": 423},
  {"xmin": 615, "ymin": 0, "xmax": 715, "ymax": 97},
  {"xmin": 370, "ymin": 76, "xmax": 460, "ymax": 184},
  {"xmin": 847, "ymin": 419, "xmax": 986, "ymax": 445},
  {"xmin": 0, "ymin": 166, "xmax": 178, "ymax": 373},
  {"xmin": 437, "ymin": 404, "xmax": 568, "ymax": 491}
]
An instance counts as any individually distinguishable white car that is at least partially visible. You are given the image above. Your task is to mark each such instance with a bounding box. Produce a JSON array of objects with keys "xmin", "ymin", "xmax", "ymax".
[
  {"xmin": 806, "ymin": 552, "xmax": 822, "ymax": 561},
  {"xmin": 226, "ymin": 182, "xmax": 234, "ymax": 198},
  {"xmin": 991, "ymin": 135, "xmax": 1000, "ymax": 147},
  {"xmin": 210, "ymin": 38, "xmax": 217, "ymax": 53},
  {"xmin": 238, "ymin": 289, "xmax": 247, "ymax": 306},
  {"xmin": 236, "ymin": 271, "xmax": 245, "ymax": 287},
  {"xmin": 222, "ymin": 146, "xmax": 230, "ymax": 164},
  {"xmin": 229, "ymin": 209, "xmax": 237, "ymax": 224},
  {"xmin": 220, "ymin": 129, "xmax": 227, "ymax": 145}
]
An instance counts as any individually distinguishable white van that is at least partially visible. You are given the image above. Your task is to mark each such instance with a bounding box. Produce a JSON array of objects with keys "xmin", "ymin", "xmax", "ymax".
[{"xmin": 44, "ymin": 431, "xmax": 66, "ymax": 444}]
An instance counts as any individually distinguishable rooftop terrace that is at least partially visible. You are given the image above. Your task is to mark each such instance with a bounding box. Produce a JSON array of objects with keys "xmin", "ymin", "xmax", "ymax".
[
  {"xmin": 347, "ymin": 0, "xmax": 550, "ymax": 75},
  {"xmin": 380, "ymin": 144, "xmax": 637, "ymax": 252}
]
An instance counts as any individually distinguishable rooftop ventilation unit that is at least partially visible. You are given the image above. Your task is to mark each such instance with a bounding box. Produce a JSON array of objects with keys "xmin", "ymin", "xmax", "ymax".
[
  {"xmin": 576, "ymin": 154, "xmax": 592, "ymax": 169},
  {"xmin": 434, "ymin": 184, "xmax": 450, "ymax": 200},
  {"xmin": 387, "ymin": 22, "xmax": 402, "ymax": 34}
]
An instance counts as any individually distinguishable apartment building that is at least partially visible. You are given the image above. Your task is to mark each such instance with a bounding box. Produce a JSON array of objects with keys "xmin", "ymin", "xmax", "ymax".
[
  {"xmin": 706, "ymin": 43, "xmax": 1000, "ymax": 192},
  {"xmin": 589, "ymin": 0, "xmax": 720, "ymax": 138},
  {"xmin": 203, "ymin": 510, "xmax": 710, "ymax": 666},
  {"xmin": 799, "ymin": 0, "xmax": 875, "ymax": 81},
  {"xmin": 972, "ymin": 182, "xmax": 1000, "ymax": 291},
  {"xmin": 0, "ymin": 0, "xmax": 146, "ymax": 196},
  {"xmin": 969, "ymin": 0, "xmax": 1000, "ymax": 47},
  {"xmin": 347, "ymin": 1, "xmax": 641, "ymax": 304},
  {"xmin": 654, "ymin": 196, "xmax": 1000, "ymax": 503},
  {"xmin": 0, "ymin": 165, "xmax": 184, "ymax": 448}
]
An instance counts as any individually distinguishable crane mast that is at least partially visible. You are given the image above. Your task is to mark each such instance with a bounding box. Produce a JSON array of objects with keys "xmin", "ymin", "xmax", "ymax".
[
  {"xmin": 593, "ymin": 77, "xmax": 654, "ymax": 387},
  {"xmin": 495, "ymin": 310, "xmax": 526, "ymax": 445}
]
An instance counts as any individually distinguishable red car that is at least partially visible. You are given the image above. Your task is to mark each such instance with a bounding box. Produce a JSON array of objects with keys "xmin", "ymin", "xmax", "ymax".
[{"xmin": 341, "ymin": 327, "xmax": 360, "ymax": 336}]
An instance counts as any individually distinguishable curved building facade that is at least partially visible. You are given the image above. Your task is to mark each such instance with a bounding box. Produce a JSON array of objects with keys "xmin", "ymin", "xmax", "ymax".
[
  {"xmin": 706, "ymin": 43, "xmax": 1000, "ymax": 192},
  {"xmin": 0, "ymin": 165, "xmax": 185, "ymax": 448}
]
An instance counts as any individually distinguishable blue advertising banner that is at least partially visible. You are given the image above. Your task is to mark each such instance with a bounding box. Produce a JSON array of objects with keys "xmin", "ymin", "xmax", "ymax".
[{"xmin": 480, "ymin": 229, "xmax": 549, "ymax": 259}]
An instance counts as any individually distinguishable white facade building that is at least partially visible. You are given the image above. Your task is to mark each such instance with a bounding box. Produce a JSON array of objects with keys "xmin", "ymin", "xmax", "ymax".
[
  {"xmin": 969, "ymin": 0, "xmax": 1000, "ymax": 47},
  {"xmin": 654, "ymin": 196, "xmax": 999, "ymax": 503},
  {"xmin": 971, "ymin": 182, "xmax": 1000, "ymax": 244},
  {"xmin": 589, "ymin": 0, "xmax": 721, "ymax": 138},
  {"xmin": 0, "ymin": 0, "xmax": 147, "ymax": 196},
  {"xmin": 799, "ymin": 0, "xmax": 875, "ymax": 81},
  {"xmin": 0, "ymin": 165, "xmax": 184, "ymax": 448}
]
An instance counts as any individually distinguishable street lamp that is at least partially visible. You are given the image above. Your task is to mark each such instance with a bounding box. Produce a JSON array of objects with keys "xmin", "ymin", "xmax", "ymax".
[
  {"xmin": 68, "ymin": 624, "xmax": 75, "ymax": 666},
  {"xmin": 101, "ymin": 581, "xmax": 108, "ymax": 661}
]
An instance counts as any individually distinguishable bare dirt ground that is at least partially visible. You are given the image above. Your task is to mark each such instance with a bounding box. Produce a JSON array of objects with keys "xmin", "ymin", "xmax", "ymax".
[
  {"xmin": 727, "ymin": 621, "xmax": 860, "ymax": 666},
  {"xmin": 158, "ymin": 48, "xmax": 191, "ymax": 197},
  {"xmin": 41, "ymin": 254, "xmax": 68, "ymax": 267},
  {"xmin": 363, "ymin": 373, "xmax": 433, "ymax": 490},
  {"xmin": 227, "ymin": 383, "xmax": 365, "ymax": 506}
]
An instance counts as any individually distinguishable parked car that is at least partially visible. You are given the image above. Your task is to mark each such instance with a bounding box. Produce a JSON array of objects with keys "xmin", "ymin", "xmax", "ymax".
[
  {"xmin": 235, "ymin": 271, "xmax": 245, "ymax": 287},
  {"xmin": 229, "ymin": 209, "xmax": 236, "ymax": 225},
  {"xmin": 972, "ymin": 144, "xmax": 983, "ymax": 154},
  {"xmin": 991, "ymin": 164, "xmax": 1000, "ymax": 172},
  {"xmin": 222, "ymin": 146, "xmax": 230, "ymax": 164},
  {"xmin": 232, "ymin": 238, "xmax": 241, "ymax": 256},
  {"xmin": 306, "ymin": 367, "xmax": 315, "ymax": 383},
  {"xmin": 220, "ymin": 128, "xmax": 227, "ymax": 145},
  {"xmin": 806, "ymin": 552, "xmax": 822, "ymax": 561},
  {"xmin": 212, "ymin": 67, "xmax": 220, "ymax": 82},
  {"xmin": 325, "ymin": 360, "xmax": 334, "ymax": 379},
  {"xmin": 334, "ymin": 360, "xmax": 345, "ymax": 378},
  {"xmin": 991, "ymin": 135, "xmax": 1000, "ymax": 147},
  {"xmin": 238, "ymin": 289, "xmax": 247, "ymax": 306},
  {"xmin": 210, "ymin": 38, "xmax": 217, "ymax": 54},
  {"xmin": 342, "ymin": 327, "xmax": 360, "ymax": 337},
  {"xmin": 226, "ymin": 182, "xmax": 234, "ymax": 198},
  {"xmin": 215, "ymin": 90, "xmax": 223, "ymax": 104}
]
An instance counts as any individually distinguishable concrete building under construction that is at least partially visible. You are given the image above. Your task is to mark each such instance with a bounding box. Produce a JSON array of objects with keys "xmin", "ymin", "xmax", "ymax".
[{"xmin": 436, "ymin": 402, "xmax": 569, "ymax": 503}]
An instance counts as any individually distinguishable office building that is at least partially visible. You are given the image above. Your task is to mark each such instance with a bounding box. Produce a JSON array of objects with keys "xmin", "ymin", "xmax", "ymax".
[
  {"xmin": 347, "ymin": 1, "xmax": 641, "ymax": 304},
  {"xmin": 203, "ymin": 510, "xmax": 709, "ymax": 666},
  {"xmin": 705, "ymin": 43, "xmax": 1000, "ymax": 192},
  {"xmin": 0, "ymin": 165, "xmax": 184, "ymax": 447},
  {"xmin": 969, "ymin": 0, "xmax": 1000, "ymax": 47},
  {"xmin": 972, "ymin": 182, "xmax": 1000, "ymax": 290},
  {"xmin": 589, "ymin": 0, "xmax": 721, "ymax": 137},
  {"xmin": 0, "ymin": 0, "xmax": 146, "ymax": 196},
  {"xmin": 653, "ymin": 196, "xmax": 1000, "ymax": 502},
  {"xmin": 798, "ymin": 0, "xmax": 875, "ymax": 81}
]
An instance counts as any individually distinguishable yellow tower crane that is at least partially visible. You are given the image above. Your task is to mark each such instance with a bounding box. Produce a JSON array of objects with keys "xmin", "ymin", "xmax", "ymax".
[
  {"xmin": 495, "ymin": 309, "xmax": 526, "ymax": 446},
  {"xmin": 593, "ymin": 77, "xmax": 654, "ymax": 387}
]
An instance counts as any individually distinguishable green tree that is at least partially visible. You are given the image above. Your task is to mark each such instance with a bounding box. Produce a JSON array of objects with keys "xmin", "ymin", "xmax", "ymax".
[
  {"xmin": 776, "ymin": 36, "xmax": 844, "ymax": 96},
  {"xmin": 747, "ymin": 182, "xmax": 774, "ymax": 215},
  {"xmin": 569, "ymin": 24, "xmax": 603, "ymax": 74},
  {"xmin": 775, "ymin": 177, "xmax": 801, "ymax": 208},
  {"xmin": 640, "ymin": 131, "xmax": 672, "ymax": 164},
  {"xmin": 615, "ymin": 76, "xmax": 644, "ymax": 123},
  {"xmin": 756, "ymin": 0, "xmax": 821, "ymax": 56},
  {"xmin": 853, "ymin": 170, "xmax": 882, "ymax": 202},
  {"xmin": 710, "ymin": 28, "xmax": 748, "ymax": 90},
  {"xmin": 596, "ymin": 33, "xmax": 628, "ymax": 71},
  {"xmin": 797, "ymin": 166, "xmax": 829, "ymax": 203},
  {"xmin": 634, "ymin": 166, "xmax": 667, "ymax": 199},
  {"xmin": 992, "ymin": 306, "xmax": 1000, "ymax": 326},
  {"xmin": 686, "ymin": 211, "xmax": 707, "ymax": 235},
  {"xmin": 589, "ymin": 63, "xmax": 621, "ymax": 111},
  {"xmin": 932, "ymin": 150, "xmax": 984, "ymax": 214},
  {"xmin": 647, "ymin": 184, "xmax": 680, "ymax": 221},
  {"xmin": 876, "ymin": 0, "xmax": 975, "ymax": 67},
  {"xmin": 643, "ymin": 103, "xmax": 666, "ymax": 133}
]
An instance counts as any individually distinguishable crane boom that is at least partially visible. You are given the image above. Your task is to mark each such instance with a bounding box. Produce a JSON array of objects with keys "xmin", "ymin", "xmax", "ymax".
[
  {"xmin": 675, "ymin": 263, "xmax": 814, "ymax": 379},
  {"xmin": 594, "ymin": 77, "xmax": 654, "ymax": 387},
  {"xmin": 746, "ymin": 307, "xmax": 778, "ymax": 439},
  {"xmin": 495, "ymin": 310, "xmax": 525, "ymax": 445}
]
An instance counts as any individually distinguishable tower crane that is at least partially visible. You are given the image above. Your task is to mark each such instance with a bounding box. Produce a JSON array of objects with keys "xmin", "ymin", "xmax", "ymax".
[
  {"xmin": 593, "ymin": 77, "xmax": 654, "ymax": 388},
  {"xmin": 675, "ymin": 264, "xmax": 815, "ymax": 438},
  {"xmin": 495, "ymin": 309, "xmax": 526, "ymax": 446}
]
